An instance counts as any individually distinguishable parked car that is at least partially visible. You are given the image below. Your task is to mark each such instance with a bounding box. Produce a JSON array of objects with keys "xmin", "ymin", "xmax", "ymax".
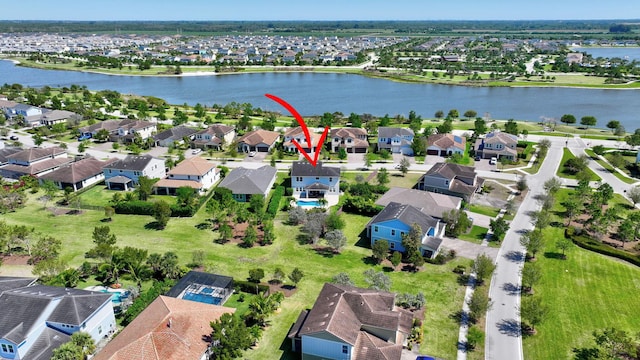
[
  {"xmin": 9, "ymin": 135, "xmax": 18, "ymax": 141},
  {"xmin": 77, "ymin": 134, "xmax": 92, "ymax": 141},
  {"xmin": 489, "ymin": 157, "xmax": 497, "ymax": 165},
  {"xmin": 475, "ymin": 155, "xmax": 481, "ymax": 161},
  {"xmin": 248, "ymin": 151, "xmax": 257, "ymax": 157},
  {"xmin": 416, "ymin": 356, "xmax": 437, "ymax": 360},
  {"xmin": 191, "ymin": 148, "xmax": 202, "ymax": 155}
]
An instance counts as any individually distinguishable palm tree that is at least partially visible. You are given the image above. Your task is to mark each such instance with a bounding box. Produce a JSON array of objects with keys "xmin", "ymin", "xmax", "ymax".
[{"xmin": 70, "ymin": 332, "xmax": 95, "ymax": 360}]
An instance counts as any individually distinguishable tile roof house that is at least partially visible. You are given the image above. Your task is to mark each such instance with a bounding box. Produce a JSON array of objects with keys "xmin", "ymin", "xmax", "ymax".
[
  {"xmin": 287, "ymin": 283, "xmax": 413, "ymax": 360},
  {"xmin": 377, "ymin": 127, "xmax": 414, "ymax": 155},
  {"xmin": 217, "ymin": 165, "xmax": 277, "ymax": 202},
  {"xmin": 38, "ymin": 110, "xmax": 79, "ymax": 127},
  {"xmin": 191, "ymin": 124, "xmax": 235, "ymax": 150},
  {"xmin": 283, "ymin": 126, "xmax": 324, "ymax": 154},
  {"xmin": 103, "ymin": 154, "xmax": 166, "ymax": 191},
  {"xmin": 38, "ymin": 156, "xmax": 119, "ymax": 191},
  {"xmin": 154, "ymin": 157, "xmax": 220, "ymax": 195},
  {"xmin": 0, "ymin": 147, "xmax": 22, "ymax": 166},
  {"xmin": 330, "ymin": 128, "xmax": 368, "ymax": 153},
  {"xmin": 291, "ymin": 161, "xmax": 340, "ymax": 203},
  {"xmin": 153, "ymin": 125, "xmax": 198, "ymax": 147},
  {"xmin": 417, "ymin": 163, "xmax": 484, "ymax": 201},
  {"xmin": 0, "ymin": 278, "xmax": 115, "ymax": 360},
  {"xmin": 236, "ymin": 129, "xmax": 280, "ymax": 153},
  {"xmin": 367, "ymin": 202, "xmax": 445, "ymax": 258},
  {"xmin": 0, "ymin": 146, "xmax": 71, "ymax": 179},
  {"xmin": 475, "ymin": 131, "xmax": 518, "ymax": 160},
  {"xmin": 375, "ymin": 187, "xmax": 462, "ymax": 220},
  {"xmin": 426, "ymin": 133, "xmax": 466, "ymax": 156},
  {"xmin": 93, "ymin": 295, "xmax": 234, "ymax": 360}
]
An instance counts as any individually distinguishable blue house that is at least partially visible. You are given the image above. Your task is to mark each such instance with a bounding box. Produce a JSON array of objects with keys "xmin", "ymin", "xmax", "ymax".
[
  {"xmin": 377, "ymin": 127, "xmax": 414, "ymax": 155},
  {"xmin": 291, "ymin": 161, "xmax": 341, "ymax": 201},
  {"xmin": 0, "ymin": 278, "xmax": 115, "ymax": 360},
  {"xmin": 366, "ymin": 202, "xmax": 444, "ymax": 258}
]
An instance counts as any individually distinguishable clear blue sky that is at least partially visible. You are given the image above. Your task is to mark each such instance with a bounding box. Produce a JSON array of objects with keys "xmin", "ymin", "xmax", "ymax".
[{"xmin": 2, "ymin": 0, "xmax": 637, "ymax": 21}]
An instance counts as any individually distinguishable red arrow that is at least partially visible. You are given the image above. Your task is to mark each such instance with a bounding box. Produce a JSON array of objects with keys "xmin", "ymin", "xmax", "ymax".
[{"xmin": 265, "ymin": 93, "xmax": 329, "ymax": 167}]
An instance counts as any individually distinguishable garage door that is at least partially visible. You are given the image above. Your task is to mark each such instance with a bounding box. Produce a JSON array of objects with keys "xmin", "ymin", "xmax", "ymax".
[
  {"xmin": 427, "ymin": 149, "xmax": 439, "ymax": 155},
  {"xmin": 257, "ymin": 146, "xmax": 269, "ymax": 152},
  {"xmin": 354, "ymin": 147, "xmax": 367, "ymax": 153}
]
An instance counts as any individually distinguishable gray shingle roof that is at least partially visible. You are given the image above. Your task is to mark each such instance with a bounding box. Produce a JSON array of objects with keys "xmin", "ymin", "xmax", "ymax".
[
  {"xmin": 377, "ymin": 127, "xmax": 414, "ymax": 138},
  {"xmin": 8, "ymin": 146, "xmax": 66, "ymax": 163},
  {"xmin": 424, "ymin": 162, "xmax": 476, "ymax": 180},
  {"xmin": 375, "ymin": 187, "xmax": 461, "ymax": 219},
  {"xmin": 291, "ymin": 161, "xmax": 340, "ymax": 177},
  {"xmin": 218, "ymin": 165, "xmax": 276, "ymax": 195},
  {"xmin": 25, "ymin": 327, "xmax": 71, "ymax": 360},
  {"xmin": 39, "ymin": 157, "xmax": 117, "ymax": 184},
  {"xmin": 104, "ymin": 154, "xmax": 160, "ymax": 172},
  {"xmin": 369, "ymin": 202, "xmax": 439, "ymax": 237},
  {"xmin": 153, "ymin": 125, "xmax": 197, "ymax": 142}
]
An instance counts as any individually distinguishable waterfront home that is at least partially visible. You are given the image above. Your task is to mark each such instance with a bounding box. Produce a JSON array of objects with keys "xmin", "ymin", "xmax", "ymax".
[
  {"xmin": 377, "ymin": 127, "xmax": 414, "ymax": 155},
  {"xmin": 283, "ymin": 126, "xmax": 323, "ymax": 153},
  {"xmin": 475, "ymin": 131, "xmax": 518, "ymax": 160},
  {"xmin": 191, "ymin": 124, "xmax": 235, "ymax": 150},
  {"xmin": 291, "ymin": 161, "xmax": 340, "ymax": 205},
  {"xmin": 329, "ymin": 128, "xmax": 368, "ymax": 153},
  {"xmin": 152, "ymin": 125, "xmax": 197, "ymax": 147},
  {"xmin": 426, "ymin": 133, "xmax": 466, "ymax": 156},
  {"xmin": 236, "ymin": 129, "xmax": 280, "ymax": 153},
  {"xmin": 38, "ymin": 156, "xmax": 118, "ymax": 191}
]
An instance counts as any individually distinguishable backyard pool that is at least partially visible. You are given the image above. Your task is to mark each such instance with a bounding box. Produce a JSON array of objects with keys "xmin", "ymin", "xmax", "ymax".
[
  {"xmin": 296, "ymin": 199, "xmax": 323, "ymax": 208},
  {"xmin": 100, "ymin": 289, "xmax": 129, "ymax": 305}
]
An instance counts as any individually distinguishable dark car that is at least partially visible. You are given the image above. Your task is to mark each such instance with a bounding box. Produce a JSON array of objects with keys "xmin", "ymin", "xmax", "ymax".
[
  {"xmin": 416, "ymin": 356, "xmax": 436, "ymax": 360},
  {"xmin": 9, "ymin": 135, "xmax": 18, "ymax": 141},
  {"xmin": 474, "ymin": 155, "xmax": 481, "ymax": 161}
]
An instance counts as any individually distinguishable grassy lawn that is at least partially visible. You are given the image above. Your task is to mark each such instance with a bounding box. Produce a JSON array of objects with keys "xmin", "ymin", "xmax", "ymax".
[
  {"xmin": 468, "ymin": 204, "xmax": 500, "ymax": 218},
  {"xmin": 523, "ymin": 227, "xmax": 640, "ymax": 360},
  {"xmin": 458, "ymin": 225, "xmax": 488, "ymax": 244},
  {"xmin": 79, "ymin": 184, "xmax": 176, "ymax": 208},
  {"xmin": 3, "ymin": 192, "xmax": 466, "ymax": 360},
  {"xmin": 587, "ymin": 154, "xmax": 638, "ymax": 184},
  {"xmin": 556, "ymin": 148, "xmax": 600, "ymax": 181}
]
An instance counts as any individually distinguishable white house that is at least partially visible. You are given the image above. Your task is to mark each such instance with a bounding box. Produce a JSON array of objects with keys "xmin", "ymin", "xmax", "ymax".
[
  {"xmin": 103, "ymin": 154, "xmax": 165, "ymax": 190},
  {"xmin": 154, "ymin": 157, "xmax": 220, "ymax": 195},
  {"xmin": 291, "ymin": 161, "xmax": 340, "ymax": 203},
  {"xmin": 283, "ymin": 126, "xmax": 323, "ymax": 153},
  {"xmin": 38, "ymin": 157, "xmax": 118, "ymax": 191},
  {"xmin": 0, "ymin": 278, "xmax": 116, "ymax": 360},
  {"xmin": 191, "ymin": 124, "xmax": 236, "ymax": 150},
  {"xmin": 377, "ymin": 127, "xmax": 414, "ymax": 155}
]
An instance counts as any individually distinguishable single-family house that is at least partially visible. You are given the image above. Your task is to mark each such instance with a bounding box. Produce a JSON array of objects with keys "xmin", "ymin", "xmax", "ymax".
[
  {"xmin": 0, "ymin": 278, "xmax": 115, "ymax": 360},
  {"xmin": 109, "ymin": 120, "xmax": 157, "ymax": 143},
  {"xmin": 3, "ymin": 103, "xmax": 42, "ymax": 120},
  {"xmin": 103, "ymin": 155, "xmax": 165, "ymax": 190},
  {"xmin": 152, "ymin": 125, "xmax": 197, "ymax": 147},
  {"xmin": 191, "ymin": 124, "xmax": 235, "ymax": 150},
  {"xmin": 78, "ymin": 120, "xmax": 124, "ymax": 139},
  {"xmin": 153, "ymin": 157, "xmax": 219, "ymax": 195},
  {"xmin": 283, "ymin": 126, "xmax": 323, "ymax": 153},
  {"xmin": 287, "ymin": 283, "xmax": 413, "ymax": 360},
  {"xmin": 377, "ymin": 127, "xmax": 414, "ymax": 155},
  {"xmin": 475, "ymin": 131, "xmax": 518, "ymax": 160},
  {"xmin": 93, "ymin": 295, "xmax": 234, "ymax": 360},
  {"xmin": 237, "ymin": 129, "xmax": 280, "ymax": 153},
  {"xmin": 367, "ymin": 202, "xmax": 445, "ymax": 258},
  {"xmin": 39, "ymin": 110, "xmax": 78, "ymax": 127},
  {"xmin": 426, "ymin": 133, "xmax": 466, "ymax": 156},
  {"xmin": 566, "ymin": 52, "xmax": 584, "ymax": 64},
  {"xmin": 375, "ymin": 187, "xmax": 462, "ymax": 220},
  {"xmin": 38, "ymin": 157, "xmax": 118, "ymax": 191},
  {"xmin": 0, "ymin": 146, "xmax": 71, "ymax": 179},
  {"xmin": 330, "ymin": 128, "xmax": 368, "ymax": 153},
  {"xmin": 417, "ymin": 162, "xmax": 484, "ymax": 201},
  {"xmin": 217, "ymin": 165, "xmax": 277, "ymax": 202},
  {"xmin": 291, "ymin": 161, "xmax": 340, "ymax": 202},
  {"xmin": 0, "ymin": 147, "xmax": 22, "ymax": 166},
  {"xmin": 165, "ymin": 271, "xmax": 233, "ymax": 306}
]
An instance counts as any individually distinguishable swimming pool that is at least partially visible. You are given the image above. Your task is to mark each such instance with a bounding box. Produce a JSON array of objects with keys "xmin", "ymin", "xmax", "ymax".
[
  {"xmin": 182, "ymin": 292, "xmax": 223, "ymax": 305},
  {"xmin": 296, "ymin": 199, "xmax": 322, "ymax": 207},
  {"xmin": 101, "ymin": 289, "xmax": 129, "ymax": 304}
]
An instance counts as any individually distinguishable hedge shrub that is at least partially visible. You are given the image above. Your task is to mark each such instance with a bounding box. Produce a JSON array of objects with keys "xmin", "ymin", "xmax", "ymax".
[
  {"xmin": 114, "ymin": 200, "xmax": 155, "ymax": 215},
  {"xmin": 234, "ymin": 280, "xmax": 270, "ymax": 295},
  {"xmin": 566, "ymin": 228, "xmax": 640, "ymax": 267},
  {"xmin": 267, "ymin": 186, "xmax": 285, "ymax": 218}
]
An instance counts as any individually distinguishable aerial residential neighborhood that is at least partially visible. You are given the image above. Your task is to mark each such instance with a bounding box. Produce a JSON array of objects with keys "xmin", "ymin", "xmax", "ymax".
[{"xmin": 1, "ymin": 14, "xmax": 640, "ymax": 360}]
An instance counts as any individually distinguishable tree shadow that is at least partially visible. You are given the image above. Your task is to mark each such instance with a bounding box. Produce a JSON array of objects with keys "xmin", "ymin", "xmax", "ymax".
[
  {"xmin": 502, "ymin": 282, "xmax": 521, "ymax": 296},
  {"xmin": 361, "ymin": 255, "xmax": 379, "ymax": 266},
  {"xmin": 313, "ymin": 246, "xmax": 335, "ymax": 258},
  {"xmin": 278, "ymin": 322, "xmax": 296, "ymax": 360},
  {"xmin": 550, "ymin": 221, "xmax": 564, "ymax": 228},
  {"xmin": 503, "ymin": 250, "xmax": 524, "ymax": 263},
  {"xmin": 296, "ymin": 233, "xmax": 310, "ymax": 245},
  {"xmin": 382, "ymin": 266, "xmax": 394, "ymax": 273},
  {"xmin": 144, "ymin": 221, "xmax": 164, "ymax": 230},
  {"xmin": 194, "ymin": 222, "xmax": 211, "ymax": 230},
  {"xmin": 457, "ymin": 274, "xmax": 471, "ymax": 286},
  {"xmin": 449, "ymin": 310, "xmax": 465, "ymax": 323},
  {"xmin": 543, "ymin": 251, "xmax": 566, "ymax": 260},
  {"xmin": 496, "ymin": 318, "xmax": 521, "ymax": 337}
]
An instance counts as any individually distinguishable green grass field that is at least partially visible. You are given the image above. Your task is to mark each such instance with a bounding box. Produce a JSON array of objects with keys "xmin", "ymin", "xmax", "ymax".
[
  {"xmin": 2, "ymin": 191, "xmax": 466, "ymax": 360},
  {"xmin": 458, "ymin": 225, "xmax": 488, "ymax": 244},
  {"xmin": 556, "ymin": 148, "xmax": 600, "ymax": 181},
  {"xmin": 468, "ymin": 204, "xmax": 500, "ymax": 218},
  {"xmin": 523, "ymin": 227, "xmax": 640, "ymax": 359}
]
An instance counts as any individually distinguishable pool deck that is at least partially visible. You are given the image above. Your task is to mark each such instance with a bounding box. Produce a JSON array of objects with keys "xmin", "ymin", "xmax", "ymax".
[
  {"xmin": 84, "ymin": 285, "xmax": 128, "ymax": 294},
  {"xmin": 293, "ymin": 194, "xmax": 340, "ymax": 208}
]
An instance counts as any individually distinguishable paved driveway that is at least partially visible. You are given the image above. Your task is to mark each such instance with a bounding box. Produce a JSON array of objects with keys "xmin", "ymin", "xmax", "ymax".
[{"xmin": 440, "ymin": 237, "xmax": 499, "ymax": 261}]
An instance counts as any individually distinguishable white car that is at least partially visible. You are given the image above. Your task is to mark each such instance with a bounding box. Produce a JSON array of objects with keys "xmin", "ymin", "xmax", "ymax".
[
  {"xmin": 490, "ymin": 157, "xmax": 497, "ymax": 165},
  {"xmin": 191, "ymin": 148, "xmax": 202, "ymax": 155},
  {"xmin": 248, "ymin": 151, "xmax": 257, "ymax": 157}
]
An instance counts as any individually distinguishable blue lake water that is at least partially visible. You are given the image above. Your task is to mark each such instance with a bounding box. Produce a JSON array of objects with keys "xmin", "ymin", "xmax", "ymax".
[
  {"xmin": 571, "ymin": 47, "xmax": 640, "ymax": 61},
  {"xmin": 1, "ymin": 60, "xmax": 639, "ymax": 130}
]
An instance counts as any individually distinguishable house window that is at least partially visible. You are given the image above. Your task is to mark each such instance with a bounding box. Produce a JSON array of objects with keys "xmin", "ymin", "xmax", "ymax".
[
  {"xmin": 315, "ymin": 177, "xmax": 319, "ymax": 180},
  {"xmin": 1, "ymin": 344, "xmax": 6, "ymax": 352},
  {"xmin": 390, "ymin": 242, "xmax": 395, "ymax": 249},
  {"xmin": 342, "ymin": 345, "xmax": 348, "ymax": 354},
  {"xmin": 400, "ymin": 232, "xmax": 405, "ymax": 237},
  {"xmin": 7, "ymin": 345, "xmax": 13, "ymax": 353},
  {"xmin": 329, "ymin": 177, "xmax": 333, "ymax": 182},
  {"xmin": 374, "ymin": 226, "xmax": 378, "ymax": 232},
  {"xmin": 296, "ymin": 177, "xmax": 302, "ymax": 182},
  {"xmin": 391, "ymin": 229, "xmax": 396, "ymax": 236},
  {"xmin": 98, "ymin": 325, "xmax": 103, "ymax": 334}
]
